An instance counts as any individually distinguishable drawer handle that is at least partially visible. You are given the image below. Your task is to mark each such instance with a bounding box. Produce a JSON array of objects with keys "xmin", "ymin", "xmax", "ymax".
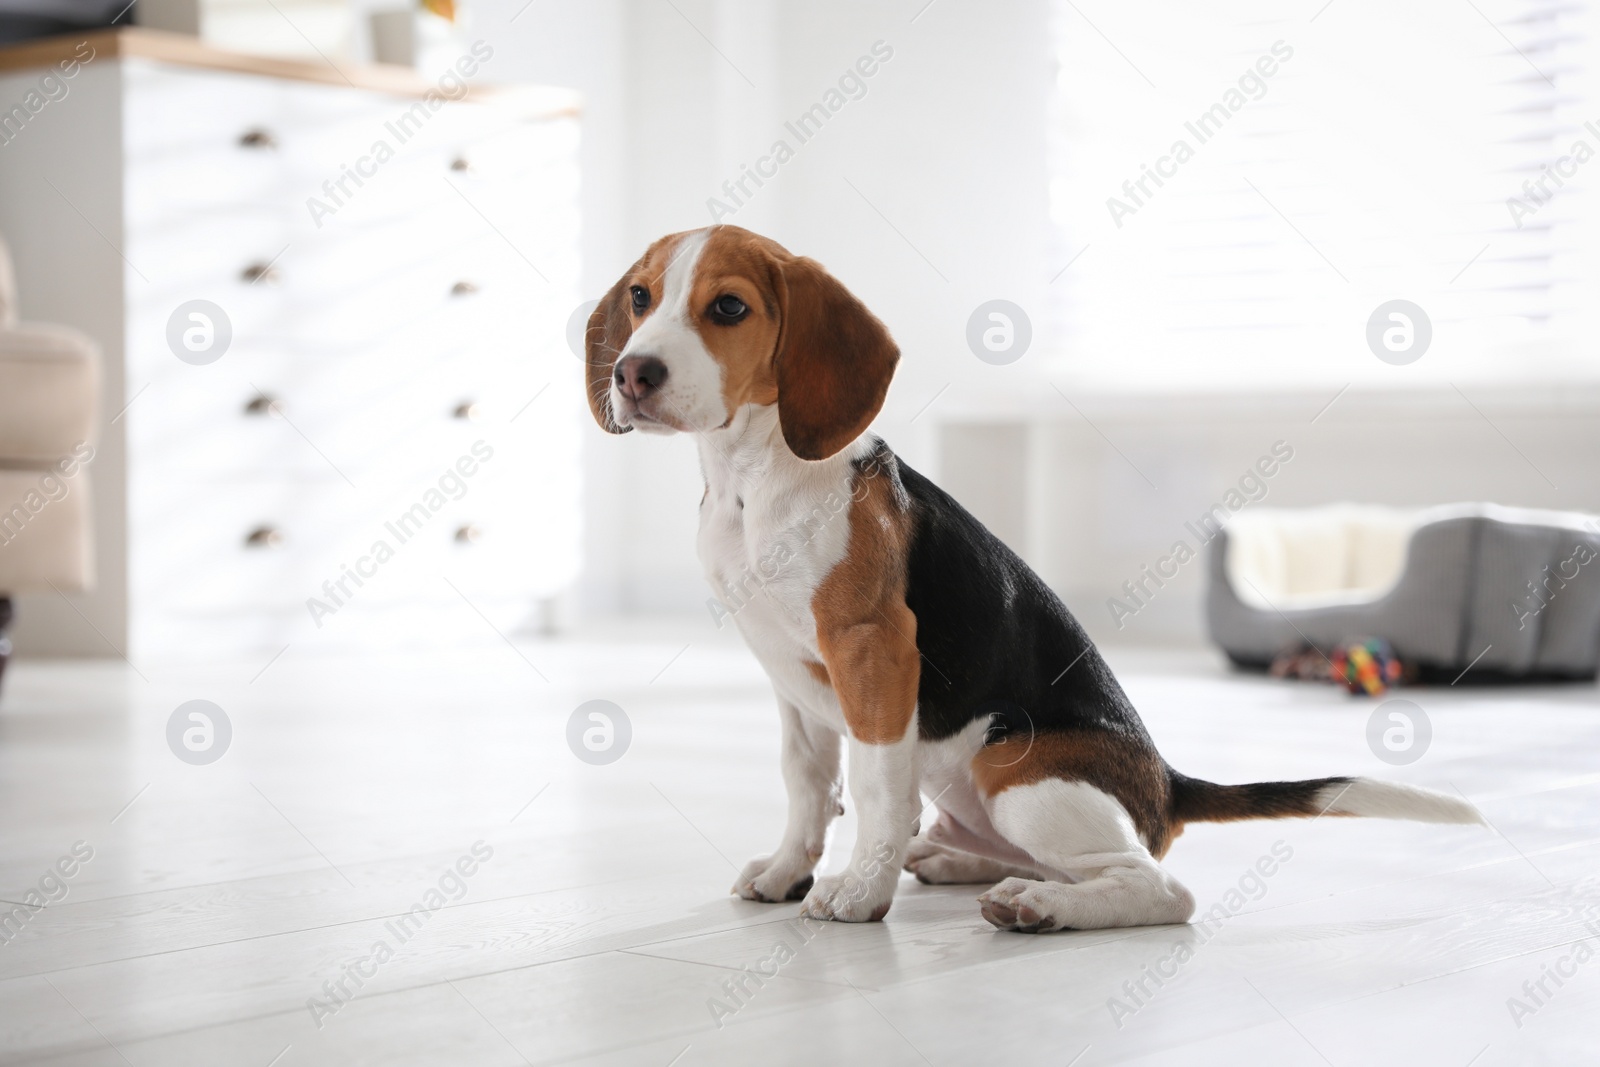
[
  {"xmin": 449, "ymin": 155, "xmax": 472, "ymax": 172},
  {"xmin": 245, "ymin": 526, "xmax": 285, "ymax": 548},
  {"xmin": 452, "ymin": 401, "xmax": 482, "ymax": 422},
  {"xmin": 242, "ymin": 262, "xmax": 282, "ymax": 285},
  {"xmin": 454, "ymin": 523, "xmax": 483, "ymax": 544},
  {"xmin": 451, "ymin": 279, "xmax": 479, "ymax": 297},
  {"xmin": 239, "ymin": 128, "xmax": 278, "ymax": 149},
  {"xmin": 244, "ymin": 395, "xmax": 283, "ymax": 417}
]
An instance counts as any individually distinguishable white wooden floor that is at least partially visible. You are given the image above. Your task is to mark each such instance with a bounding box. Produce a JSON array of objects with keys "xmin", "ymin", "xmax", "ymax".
[{"xmin": 1, "ymin": 626, "xmax": 1597, "ymax": 1066}]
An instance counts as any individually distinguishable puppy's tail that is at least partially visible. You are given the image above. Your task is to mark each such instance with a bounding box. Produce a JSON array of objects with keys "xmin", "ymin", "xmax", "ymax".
[{"xmin": 1168, "ymin": 773, "xmax": 1485, "ymax": 827}]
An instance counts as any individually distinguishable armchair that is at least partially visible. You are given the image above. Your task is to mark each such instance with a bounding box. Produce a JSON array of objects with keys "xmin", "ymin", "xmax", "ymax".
[{"xmin": 0, "ymin": 231, "xmax": 100, "ymax": 691}]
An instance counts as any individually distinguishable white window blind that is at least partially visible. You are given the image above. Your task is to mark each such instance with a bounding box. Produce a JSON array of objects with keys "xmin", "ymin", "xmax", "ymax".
[{"xmin": 1047, "ymin": 0, "xmax": 1600, "ymax": 392}]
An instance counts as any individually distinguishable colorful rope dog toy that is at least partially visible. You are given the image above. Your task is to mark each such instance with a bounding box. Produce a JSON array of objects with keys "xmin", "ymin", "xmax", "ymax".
[{"xmin": 1330, "ymin": 637, "xmax": 1404, "ymax": 696}]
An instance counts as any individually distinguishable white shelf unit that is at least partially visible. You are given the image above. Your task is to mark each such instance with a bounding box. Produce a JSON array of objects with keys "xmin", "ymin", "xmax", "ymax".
[{"xmin": 0, "ymin": 34, "xmax": 584, "ymax": 662}]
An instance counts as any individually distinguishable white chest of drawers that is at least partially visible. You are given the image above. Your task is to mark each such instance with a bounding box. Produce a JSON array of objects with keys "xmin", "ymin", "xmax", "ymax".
[{"xmin": 0, "ymin": 29, "xmax": 584, "ymax": 663}]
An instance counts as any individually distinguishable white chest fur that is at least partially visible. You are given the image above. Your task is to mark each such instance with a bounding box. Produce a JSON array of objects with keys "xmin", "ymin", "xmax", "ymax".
[{"xmin": 695, "ymin": 407, "xmax": 867, "ymax": 730}]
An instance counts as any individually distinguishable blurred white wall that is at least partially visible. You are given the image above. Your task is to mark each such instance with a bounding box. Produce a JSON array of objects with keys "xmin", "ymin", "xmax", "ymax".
[
  {"xmin": 481, "ymin": 0, "xmax": 1054, "ymax": 618},
  {"xmin": 480, "ymin": 0, "xmax": 1600, "ymax": 644}
]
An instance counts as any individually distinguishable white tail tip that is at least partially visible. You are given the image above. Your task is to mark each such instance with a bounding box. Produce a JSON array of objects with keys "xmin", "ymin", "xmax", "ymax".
[{"xmin": 1316, "ymin": 778, "xmax": 1486, "ymax": 825}]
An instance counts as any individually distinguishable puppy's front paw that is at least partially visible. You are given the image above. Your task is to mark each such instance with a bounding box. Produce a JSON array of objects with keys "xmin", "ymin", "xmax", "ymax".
[
  {"xmin": 798, "ymin": 872, "xmax": 895, "ymax": 923},
  {"xmin": 732, "ymin": 851, "xmax": 817, "ymax": 903}
]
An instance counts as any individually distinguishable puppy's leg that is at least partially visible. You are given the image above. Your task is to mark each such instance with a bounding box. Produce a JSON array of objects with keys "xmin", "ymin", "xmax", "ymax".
[
  {"xmin": 735, "ymin": 699, "xmax": 841, "ymax": 903},
  {"xmin": 905, "ymin": 833, "xmax": 1038, "ymax": 885},
  {"xmin": 904, "ymin": 831, "xmax": 946, "ymax": 867},
  {"xmin": 798, "ymin": 624, "xmax": 920, "ymax": 923},
  {"xmin": 976, "ymin": 778, "xmax": 1195, "ymax": 932},
  {"xmin": 800, "ymin": 727, "xmax": 918, "ymax": 922}
]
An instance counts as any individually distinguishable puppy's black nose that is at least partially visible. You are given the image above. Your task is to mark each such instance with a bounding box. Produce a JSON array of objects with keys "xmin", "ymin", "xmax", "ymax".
[{"xmin": 615, "ymin": 355, "xmax": 668, "ymax": 401}]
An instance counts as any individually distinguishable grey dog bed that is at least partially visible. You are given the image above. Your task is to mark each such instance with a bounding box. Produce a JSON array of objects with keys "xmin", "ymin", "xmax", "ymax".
[{"xmin": 1206, "ymin": 503, "xmax": 1600, "ymax": 681}]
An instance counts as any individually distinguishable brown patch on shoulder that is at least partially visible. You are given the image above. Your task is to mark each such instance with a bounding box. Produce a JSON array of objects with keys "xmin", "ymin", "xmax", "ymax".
[
  {"xmin": 811, "ymin": 456, "xmax": 919, "ymax": 745},
  {"xmin": 971, "ymin": 731, "xmax": 1176, "ymax": 857},
  {"xmin": 803, "ymin": 660, "xmax": 831, "ymax": 686}
]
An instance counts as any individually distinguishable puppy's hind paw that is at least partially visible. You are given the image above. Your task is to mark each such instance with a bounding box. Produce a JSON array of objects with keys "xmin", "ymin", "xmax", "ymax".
[{"xmin": 977, "ymin": 877, "xmax": 1070, "ymax": 934}]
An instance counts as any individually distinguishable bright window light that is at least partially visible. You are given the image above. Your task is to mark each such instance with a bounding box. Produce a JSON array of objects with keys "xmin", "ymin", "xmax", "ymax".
[{"xmin": 1047, "ymin": 0, "xmax": 1600, "ymax": 392}]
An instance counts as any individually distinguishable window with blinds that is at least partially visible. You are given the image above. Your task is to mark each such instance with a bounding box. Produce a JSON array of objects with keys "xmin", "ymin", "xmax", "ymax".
[{"xmin": 1046, "ymin": 0, "xmax": 1599, "ymax": 392}]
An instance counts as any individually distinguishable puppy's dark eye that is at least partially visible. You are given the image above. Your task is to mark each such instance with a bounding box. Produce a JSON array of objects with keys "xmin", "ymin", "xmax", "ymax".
[
  {"xmin": 630, "ymin": 286, "xmax": 650, "ymax": 313},
  {"xmin": 710, "ymin": 294, "xmax": 748, "ymax": 323}
]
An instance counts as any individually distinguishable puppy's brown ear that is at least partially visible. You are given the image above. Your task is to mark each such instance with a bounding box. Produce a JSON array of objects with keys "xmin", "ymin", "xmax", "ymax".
[
  {"xmin": 773, "ymin": 256, "xmax": 899, "ymax": 461},
  {"xmin": 585, "ymin": 260, "xmax": 643, "ymax": 434}
]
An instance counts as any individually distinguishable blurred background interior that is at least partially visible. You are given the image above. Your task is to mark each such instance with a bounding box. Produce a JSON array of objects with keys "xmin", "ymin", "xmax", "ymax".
[
  {"xmin": 2, "ymin": 3, "xmax": 1597, "ymax": 1064},
  {"xmin": 1, "ymin": 0, "xmax": 1597, "ymax": 670}
]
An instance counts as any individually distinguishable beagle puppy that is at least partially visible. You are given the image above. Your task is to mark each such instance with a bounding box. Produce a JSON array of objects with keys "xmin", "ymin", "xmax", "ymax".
[{"xmin": 585, "ymin": 225, "xmax": 1483, "ymax": 932}]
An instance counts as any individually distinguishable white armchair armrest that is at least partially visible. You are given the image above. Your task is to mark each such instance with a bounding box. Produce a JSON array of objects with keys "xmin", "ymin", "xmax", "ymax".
[{"xmin": 0, "ymin": 323, "xmax": 100, "ymax": 464}]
